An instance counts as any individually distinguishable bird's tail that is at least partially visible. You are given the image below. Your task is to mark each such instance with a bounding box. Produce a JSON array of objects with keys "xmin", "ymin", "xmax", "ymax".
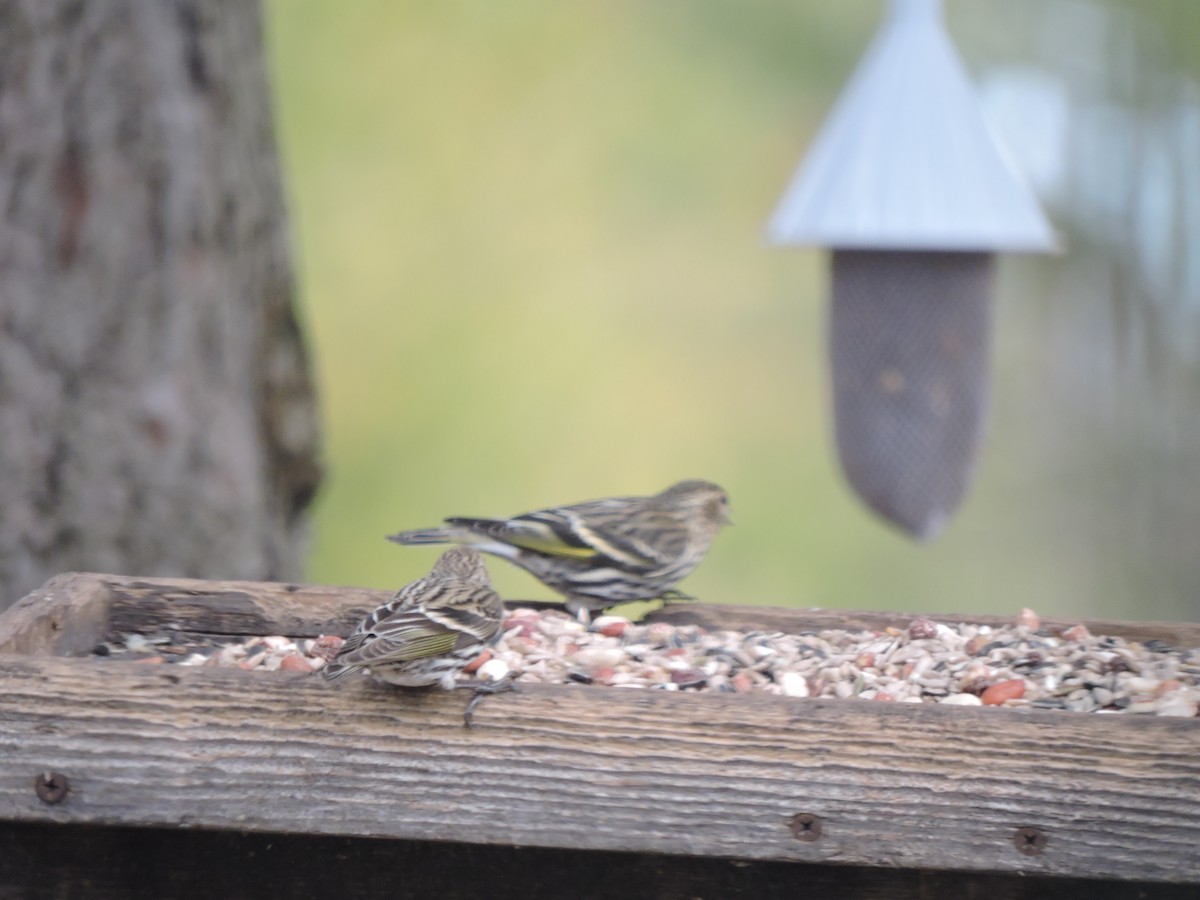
[{"xmin": 387, "ymin": 527, "xmax": 457, "ymax": 546}]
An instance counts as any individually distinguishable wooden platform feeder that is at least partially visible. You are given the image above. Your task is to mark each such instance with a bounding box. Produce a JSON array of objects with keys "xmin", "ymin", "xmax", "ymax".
[{"xmin": 1, "ymin": 573, "xmax": 1198, "ymax": 899}]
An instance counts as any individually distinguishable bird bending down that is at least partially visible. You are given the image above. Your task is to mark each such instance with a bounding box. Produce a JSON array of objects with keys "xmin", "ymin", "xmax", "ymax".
[
  {"xmin": 322, "ymin": 547, "xmax": 512, "ymax": 726},
  {"xmin": 388, "ymin": 480, "xmax": 731, "ymax": 620}
]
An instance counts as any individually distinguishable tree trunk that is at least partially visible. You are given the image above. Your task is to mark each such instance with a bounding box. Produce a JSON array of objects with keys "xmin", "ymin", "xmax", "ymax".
[{"xmin": 0, "ymin": 0, "xmax": 321, "ymax": 610}]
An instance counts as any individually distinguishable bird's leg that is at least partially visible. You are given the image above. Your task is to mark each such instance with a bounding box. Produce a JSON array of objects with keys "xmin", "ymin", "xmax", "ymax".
[
  {"xmin": 460, "ymin": 672, "xmax": 520, "ymax": 728},
  {"xmin": 565, "ymin": 597, "xmax": 594, "ymax": 625},
  {"xmin": 658, "ymin": 589, "xmax": 697, "ymax": 604}
]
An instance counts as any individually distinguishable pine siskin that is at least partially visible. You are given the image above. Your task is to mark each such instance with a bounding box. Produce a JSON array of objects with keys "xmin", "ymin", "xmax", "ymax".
[
  {"xmin": 322, "ymin": 547, "xmax": 511, "ymax": 724},
  {"xmin": 387, "ymin": 479, "xmax": 731, "ymax": 619}
]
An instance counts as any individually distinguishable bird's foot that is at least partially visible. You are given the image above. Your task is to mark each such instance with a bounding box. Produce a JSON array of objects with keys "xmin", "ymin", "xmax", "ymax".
[
  {"xmin": 461, "ymin": 672, "xmax": 520, "ymax": 728},
  {"xmin": 658, "ymin": 589, "xmax": 697, "ymax": 604}
]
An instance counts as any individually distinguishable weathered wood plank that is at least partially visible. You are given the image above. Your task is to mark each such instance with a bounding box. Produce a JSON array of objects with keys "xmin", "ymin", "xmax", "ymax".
[
  {"xmin": 0, "ymin": 573, "xmax": 113, "ymax": 656},
  {"xmin": 1, "ymin": 654, "xmax": 1197, "ymax": 884},
  {"xmin": 2, "ymin": 821, "xmax": 1194, "ymax": 900},
  {"xmin": 647, "ymin": 604, "xmax": 1200, "ymax": 647},
  {"xmin": 11, "ymin": 573, "xmax": 1198, "ymax": 650},
  {"xmin": 101, "ymin": 574, "xmax": 380, "ymax": 638}
]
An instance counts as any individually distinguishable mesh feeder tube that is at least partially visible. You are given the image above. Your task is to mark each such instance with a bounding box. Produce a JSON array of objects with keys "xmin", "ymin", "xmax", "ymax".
[
  {"xmin": 769, "ymin": 0, "xmax": 1055, "ymax": 537},
  {"xmin": 830, "ymin": 249, "xmax": 993, "ymax": 539}
]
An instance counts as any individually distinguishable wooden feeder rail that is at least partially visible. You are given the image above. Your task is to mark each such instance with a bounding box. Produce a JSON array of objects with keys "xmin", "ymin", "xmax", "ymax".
[{"xmin": 1, "ymin": 572, "xmax": 1198, "ymax": 899}]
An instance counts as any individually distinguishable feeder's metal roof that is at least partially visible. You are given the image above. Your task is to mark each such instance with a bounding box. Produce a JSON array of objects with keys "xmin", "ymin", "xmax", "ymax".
[{"xmin": 769, "ymin": 0, "xmax": 1057, "ymax": 252}]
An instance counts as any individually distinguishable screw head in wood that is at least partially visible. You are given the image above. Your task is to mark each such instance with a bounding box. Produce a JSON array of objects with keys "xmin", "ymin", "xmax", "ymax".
[
  {"xmin": 34, "ymin": 771, "xmax": 70, "ymax": 804},
  {"xmin": 1014, "ymin": 825, "xmax": 1047, "ymax": 856},
  {"xmin": 788, "ymin": 812, "xmax": 822, "ymax": 842}
]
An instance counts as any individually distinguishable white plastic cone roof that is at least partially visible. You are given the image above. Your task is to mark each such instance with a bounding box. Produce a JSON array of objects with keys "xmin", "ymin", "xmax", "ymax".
[{"xmin": 769, "ymin": 0, "xmax": 1057, "ymax": 252}]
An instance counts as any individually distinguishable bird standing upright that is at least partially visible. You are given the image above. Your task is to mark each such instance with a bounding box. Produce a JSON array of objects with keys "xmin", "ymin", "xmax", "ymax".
[
  {"xmin": 322, "ymin": 547, "xmax": 510, "ymax": 723},
  {"xmin": 388, "ymin": 480, "xmax": 731, "ymax": 619}
]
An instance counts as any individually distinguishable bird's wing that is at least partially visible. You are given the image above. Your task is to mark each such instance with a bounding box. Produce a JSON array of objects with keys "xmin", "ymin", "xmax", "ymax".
[
  {"xmin": 556, "ymin": 511, "xmax": 668, "ymax": 568},
  {"xmin": 591, "ymin": 493, "xmax": 700, "ymax": 568},
  {"xmin": 424, "ymin": 593, "xmax": 503, "ymax": 644},
  {"xmin": 527, "ymin": 497, "xmax": 677, "ymax": 569},
  {"xmin": 445, "ymin": 515, "xmax": 601, "ymax": 560},
  {"xmin": 335, "ymin": 608, "xmax": 462, "ymax": 667},
  {"xmin": 447, "ymin": 498, "xmax": 678, "ymax": 569}
]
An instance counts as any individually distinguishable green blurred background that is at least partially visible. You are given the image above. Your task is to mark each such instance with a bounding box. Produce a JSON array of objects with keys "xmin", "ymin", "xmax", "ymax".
[{"xmin": 263, "ymin": 1, "xmax": 1200, "ymax": 621}]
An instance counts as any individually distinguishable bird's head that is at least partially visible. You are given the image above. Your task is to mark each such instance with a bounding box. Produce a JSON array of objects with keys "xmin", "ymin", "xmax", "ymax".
[
  {"xmin": 660, "ymin": 479, "xmax": 732, "ymax": 529},
  {"xmin": 431, "ymin": 546, "xmax": 494, "ymax": 586}
]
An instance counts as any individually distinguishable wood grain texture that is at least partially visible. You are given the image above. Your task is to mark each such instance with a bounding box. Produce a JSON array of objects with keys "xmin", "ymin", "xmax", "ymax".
[
  {"xmin": 102, "ymin": 574, "xmax": 380, "ymax": 638},
  {"xmin": 0, "ymin": 573, "xmax": 112, "ymax": 656},
  {"xmin": 648, "ymin": 604, "xmax": 1200, "ymax": 647},
  {"xmin": 1, "ymin": 653, "xmax": 1197, "ymax": 885},
  {"xmin": 3, "ymin": 822, "xmax": 1195, "ymax": 900},
  {"xmin": 14, "ymin": 572, "xmax": 1199, "ymax": 649}
]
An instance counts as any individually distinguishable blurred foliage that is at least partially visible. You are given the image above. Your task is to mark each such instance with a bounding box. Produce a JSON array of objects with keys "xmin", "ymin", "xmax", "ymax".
[{"xmin": 264, "ymin": 1, "xmax": 1199, "ymax": 620}]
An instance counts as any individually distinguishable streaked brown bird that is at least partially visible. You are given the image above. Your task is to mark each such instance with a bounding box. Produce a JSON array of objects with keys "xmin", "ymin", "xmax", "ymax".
[
  {"xmin": 387, "ymin": 480, "xmax": 731, "ymax": 619},
  {"xmin": 322, "ymin": 547, "xmax": 510, "ymax": 723}
]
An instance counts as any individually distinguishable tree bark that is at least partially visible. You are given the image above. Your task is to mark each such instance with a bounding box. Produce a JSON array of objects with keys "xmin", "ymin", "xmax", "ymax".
[{"xmin": 0, "ymin": 0, "xmax": 321, "ymax": 609}]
